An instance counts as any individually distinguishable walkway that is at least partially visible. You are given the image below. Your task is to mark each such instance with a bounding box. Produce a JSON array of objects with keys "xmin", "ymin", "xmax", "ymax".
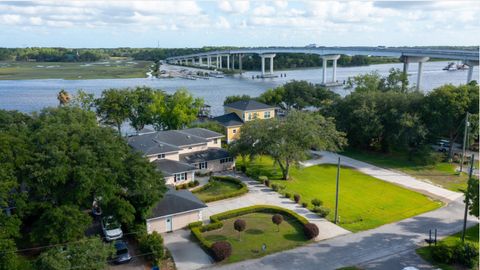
[
  {"xmin": 203, "ymin": 172, "xmax": 351, "ymax": 241},
  {"xmin": 208, "ymin": 197, "xmax": 478, "ymax": 270},
  {"xmin": 302, "ymin": 151, "xmax": 463, "ymax": 202},
  {"xmin": 164, "ymin": 229, "xmax": 213, "ymax": 270}
]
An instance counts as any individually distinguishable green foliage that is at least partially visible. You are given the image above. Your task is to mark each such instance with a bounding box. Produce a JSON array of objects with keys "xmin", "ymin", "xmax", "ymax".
[
  {"xmin": 466, "ymin": 177, "xmax": 479, "ymax": 218},
  {"xmin": 163, "ymin": 89, "xmax": 204, "ymax": 130},
  {"xmin": 71, "ymin": 89, "xmax": 95, "ymax": 111},
  {"xmin": 139, "ymin": 232, "xmax": 164, "ymax": 265},
  {"xmin": 188, "ymin": 221, "xmax": 203, "ymax": 229},
  {"xmin": 313, "ymin": 206, "xmax": 330, "ymax": 217},
  {"xmin": 192, "ymin": 176, "xmax": 247, "ymax": 202},
  {"xmin": 223, "ymin": 94, "xmax": 252, "ymax": 105},
  {"xmin": 0, "ymin": 237, "xmax": 28, "ymax": 270},
  {"xmin": 311, "ymin": 198, "xmax": 323, "ymax": 207},
  {"xmin": 95, "ymin": 88, "xmax": 131, "ymax": 134},
  {"xmin": 301, "ymin": 202, "xmax": 309, "ymax": 208},
  {"xmin": 35, "ymin": 247, "xmax": 71, "ymax": 270},
  {"xmin": 293, "ymin": 194, "xmax": 301, "ymax": 203},
  {"xmin": 31, "ymin": 205, "xmax": 91, "ymax": 245},
  {"xmin": 453, "ymin": 242, "xmax": 479, "ymax": 267},
  {"xmin": 188, "ymin": 120, "xmax": 225, "ymax": 134}
]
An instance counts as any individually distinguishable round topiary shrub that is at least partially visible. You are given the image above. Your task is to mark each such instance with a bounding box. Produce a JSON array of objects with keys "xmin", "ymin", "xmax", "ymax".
[
  {"xmin": 234, "ymin": 219, "xmax": 246, "ymax": 240},
  {"xmin": 314, "ymin": 206, "xmax": 330, "ymax": 218},
  {"xmin": 285, "ymin": 192, "xmax": 291, "ymax": 199},
  {"xmin": 294, "ymin": 194, "xmax": 301, "ymax": 203},
  {"xmin": 271, "ymin": 214, "xmax": 284, "ymax": 232},
  {"xmin": 264, "ymin": 179, "xmax": 270, "ymax": 187},
  {"xmin": 311, "ymin": 198, "xmax": 323, "ymax": 207},
  {"xmin": 303, "ymin": 223, "xmax": 319, "ymax": 239},
  {"xmin": 211, "ymin": 241, "xmax": 232, "ymax": 262},
  {"xmin": 302, "ymin": 202, "xmax": 309, "ymax": 208}
]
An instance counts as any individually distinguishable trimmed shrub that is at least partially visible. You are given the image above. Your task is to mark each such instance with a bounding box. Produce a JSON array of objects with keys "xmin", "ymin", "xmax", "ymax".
[
  {"xmin": 314, "ymin": 206, "xmax": 330, "ymax": 218},
  {"xmin": 278, "ymin": 185, "xmax": 286, "ymax": 192},
  {"xmin": 211, "ymin": 241, "xmax": 232, "ymax": 262},
  {"xmin": 264, "ymin": 179, "xmax": 270, "ymax": 187},
  {"xmin": 311, "ymin": 198, "xmax": 323, "ymax": 207},
  {"xmin": 271, "ymin": 184, "xmax": 279, "ymax": 191},
  {"xmin": 294, "ymin": 194, "xmax": 301, "ymax": 203},
  {"xmin": 453, "ymin": 242, "xmax": 478, "ymax": 267},
  {"xmin": 285, "ymin": 192, "xmax": 292, "ymax": 199},
  {"xmin": 188, "ymin": 221, "xmax": 203, "ymax": 229},
  {"xmin": 192, "ymin": 176, "xmax": 247, "ymax": 203},
  {"xmin": 259, "ymin": 176, "xmax": 268, "ymax": 183},
  {"xmin": 234, "ymin": 219, "xmax": 246, "ymax": 240},
  {"xmin": 431, "ymin": 243, "xmax": 454, "ymax": 264},
  {"xmin": 200, "ymin": 222, "xmax": 223, "ymax": 232},
  {"xmin": 303, "ymin": 223, "xmax": 319, "ymax": 239},
  {"xmin": 193, "ymin": 179, "xmax": 200, "ymax": 186},
  {"xmin": 272, "ymin": 214, "xmax": 284, "ymax": 232},
  {"xmin": 139, "ymin": 232, "xmax": 164, "ymax": 265},
  {"xmin": 302, "ymin": 202, "xmax": 308, "ymax": 208}
]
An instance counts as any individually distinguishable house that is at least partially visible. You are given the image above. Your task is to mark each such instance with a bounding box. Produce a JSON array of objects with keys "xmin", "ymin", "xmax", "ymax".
[
  {"xmin": 213, "ymin": 100, "xmax": 276, "ymax": 143},
  {"xmin": 127, "ymin": 128, "xmax": 234, "ymax": 186},
  {"xmin": 146, "ymin": 189, "xmax": 207, "ymax": 233}
]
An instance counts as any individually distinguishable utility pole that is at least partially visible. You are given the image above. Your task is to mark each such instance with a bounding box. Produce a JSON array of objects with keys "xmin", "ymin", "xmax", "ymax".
[
  {"xmin": 334, "ymin": 157, "xmax": 340, "ymax": 224},
  {"xmin": 461, "ymin": 154, "xmax": 475, "ymax": 243},
  {"xmin": 460, "ymin": 112, "xmax": 470, "ymax": 174}
]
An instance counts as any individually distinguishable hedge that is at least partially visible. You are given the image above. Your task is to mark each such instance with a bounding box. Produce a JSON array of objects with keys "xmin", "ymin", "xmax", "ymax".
[
  {"xmin": 189, "ymin": 205, "xmax": 311, "ymax": 257},
  {"xmin": 192, "ymin": 176, "xmax": 248, "ymax": 203}
]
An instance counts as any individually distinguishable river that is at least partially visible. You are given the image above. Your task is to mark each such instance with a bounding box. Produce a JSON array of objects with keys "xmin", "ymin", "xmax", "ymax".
[{"xmin": 0, "ymin": 61, "xmax": 477, "ymax": 116}]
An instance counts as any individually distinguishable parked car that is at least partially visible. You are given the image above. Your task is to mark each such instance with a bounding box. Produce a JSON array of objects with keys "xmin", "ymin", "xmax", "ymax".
[
  {"xmin": 101, "ymin": 216, "xmax": 123, "ymax": 241},
  {"xmin": 113, "ymin": 240, "xmax": 132, "ymax": 264},
  {"xmin": 435, "ymin": 139, "xmax": 450, "ymax": 152}
]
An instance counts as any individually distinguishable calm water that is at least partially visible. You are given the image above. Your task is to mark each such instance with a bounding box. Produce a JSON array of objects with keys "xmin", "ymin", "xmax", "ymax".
[{"xmin": 0, "ymin": 61, "xmax": 477, "ymax": 116}]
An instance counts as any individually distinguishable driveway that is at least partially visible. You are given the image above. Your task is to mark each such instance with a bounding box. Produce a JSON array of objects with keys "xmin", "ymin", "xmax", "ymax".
[
  {"xmin": 303, "ymin": 151, "xmax": 463, "ymax": 202},
  {"xmin": 209, "ymin": 197, "xmax": 478, "ymax": 270},
  {"xmin": 164, "ymin": 229, "xmax": 213, "ymax": 270},
  {"xmin": 203, "ymin": 172, "xmax": 351, "ymax": 241}
]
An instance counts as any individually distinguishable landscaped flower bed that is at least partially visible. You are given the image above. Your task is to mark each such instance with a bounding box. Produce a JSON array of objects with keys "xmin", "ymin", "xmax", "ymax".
[
  {"xmin": 189, "ymin": 205, "xmax": 318, "ymax": 263},
  {"xmin": 192, "ymin": 176, "xmax": 247, "ymax": 202}
]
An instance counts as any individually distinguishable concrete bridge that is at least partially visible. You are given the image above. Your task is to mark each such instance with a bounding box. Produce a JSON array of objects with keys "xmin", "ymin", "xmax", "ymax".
[{"xmin": 165, "ymin": 46, "xmax": 479, "ymax": 89}]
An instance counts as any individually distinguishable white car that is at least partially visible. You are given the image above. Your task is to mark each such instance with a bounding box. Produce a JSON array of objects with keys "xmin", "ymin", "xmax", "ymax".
[{"xmin": 101, "ymin": 216, "xmax": 123, "ymax": 241}]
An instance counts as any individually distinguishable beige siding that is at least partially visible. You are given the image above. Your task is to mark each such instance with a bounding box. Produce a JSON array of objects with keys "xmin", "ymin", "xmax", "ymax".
[
  {"xmin": 147, "ymin": 152, "xmax": 179, "ymax": 162},
  {"xmin": 226, "ymin": 126, "xmax": 241, "ymax": 143},
  {"xmin": 147, "ymin": 210, "xmax": 202, "ymax": 233},
  {"xmin": 178, "ymin": 144, "xmax": 208, "ymax": 155},
  {"xmin": 197, "ymin": 159, "xmax": 235, "ymax": 172},
  {"xmin": 206, "ymin": 138, "xmax": 222, "ymax": 148},
  {"xmin": 165, "ymin": 171, "xmax": 195, "ymax": 186},
  {"xmin": 243, "ymin": 109, "xmax": 275, "ymax": 122}
]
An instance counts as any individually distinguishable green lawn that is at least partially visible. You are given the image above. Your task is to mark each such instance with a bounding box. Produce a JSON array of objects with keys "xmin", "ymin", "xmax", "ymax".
[
  {"xmin": 244, "ymin": 156, "xmax": 442, "ymax": 232},
  {"xmin": 416, "ymin": 225, "xmax": 479, "ymax": 270},
  {"xmin": 0, "ymin": 60, "xmax": 153, "ymax": 80},
  {"xmin": 342, "ymin": 149, "xmax": 469, "ymax": 192},
  {"xmin": 193, "ymin": 180, "xmax": 242, "ymax": 202},
  {"xmin": 202, "ymin": 212, "xmax": 309, "ymax": 263}
]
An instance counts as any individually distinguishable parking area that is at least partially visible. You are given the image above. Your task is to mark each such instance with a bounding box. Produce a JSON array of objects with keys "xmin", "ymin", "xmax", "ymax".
[{"xmin": 163, "ymin": 229, "xmax": 213, "ymax": 270}]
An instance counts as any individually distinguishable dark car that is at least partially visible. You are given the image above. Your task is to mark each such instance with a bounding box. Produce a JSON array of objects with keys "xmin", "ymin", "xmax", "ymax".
[{"xmin": 113, "ymin": 240, "xmax": 132, "ymax": 264}]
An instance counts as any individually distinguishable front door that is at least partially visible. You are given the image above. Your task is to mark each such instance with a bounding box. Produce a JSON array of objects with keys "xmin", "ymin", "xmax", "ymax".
[{"xmin": 166, "ymin": 217, "xmax": 173, "ymax": 232}]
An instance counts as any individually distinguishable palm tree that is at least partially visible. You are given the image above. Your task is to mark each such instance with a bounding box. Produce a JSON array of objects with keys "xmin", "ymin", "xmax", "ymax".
[{"xmin": 57, "ymin": 89, "xmax": 71, "ymax": 106}]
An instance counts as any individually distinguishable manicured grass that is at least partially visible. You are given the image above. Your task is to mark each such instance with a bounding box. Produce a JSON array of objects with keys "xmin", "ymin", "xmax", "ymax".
[
  {"xmin": 0, "ymin": 60, "xmax": 153, "ymax": 80},
  {"xmin": 244, "ymin": 156, "xmax": 442, "ymax": 232},
  {"xmin": 416, "ymin": 225, "xmax": 479, "ymax": 270},
  {"xmin": 342, "ymin": 149, "xmax": 469, "ymax": 192},
  {"xmin": 193, "ymin": 180, "xmax": 242, "ymax": 202},
  {"xmin": 202, "ymin": 212, "xmax": 309, "ymax": 263}
]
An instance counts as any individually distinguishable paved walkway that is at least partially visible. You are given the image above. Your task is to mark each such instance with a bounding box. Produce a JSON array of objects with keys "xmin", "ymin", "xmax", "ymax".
[
  {"xmin": 164, "ymin": 229, "xmax": 213, "ymax": 270},
  {"xmin": 203, "ymin": 172, "xmax": 351, "ymax": 241},
  {"xmin": 208, "ymin": 197, "xmax": 478, "ymax": 270},
  {"xmin": 302, "ymin": 151, "xmax": 463, "ymax": 202}
]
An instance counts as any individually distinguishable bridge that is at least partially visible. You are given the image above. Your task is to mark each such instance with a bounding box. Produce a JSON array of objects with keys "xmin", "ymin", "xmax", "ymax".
[{"xmin": 165, "ymin": 47, "xmax": 479, "ymax": 90}]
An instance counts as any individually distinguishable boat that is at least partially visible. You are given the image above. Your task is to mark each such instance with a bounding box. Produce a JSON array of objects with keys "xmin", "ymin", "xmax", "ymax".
[
  {"xmin": 456, "ymin": 63, "xmax": 469, "ymax": 70},
  {"xmin": 442, "ymin": 62, "xmax": 457, "ymax": 71}
]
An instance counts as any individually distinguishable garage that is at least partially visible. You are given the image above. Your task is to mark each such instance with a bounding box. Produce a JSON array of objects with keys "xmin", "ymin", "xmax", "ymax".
[{"xmin": 146, "ymin": 189, "xmax": 207, "ymax": 233}]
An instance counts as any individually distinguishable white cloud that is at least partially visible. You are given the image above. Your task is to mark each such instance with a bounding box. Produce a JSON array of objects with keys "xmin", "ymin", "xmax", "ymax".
[
  {"xmin": 215, "ymin": 16, "xmax": 231, "ymax": 29},
  {"xmin": 218, "ymin": 0, "xmax": 249, "ymax": 13},
  {"xmin": 253, "ymin": 4, "xmax": 276, "ymax": 16}
]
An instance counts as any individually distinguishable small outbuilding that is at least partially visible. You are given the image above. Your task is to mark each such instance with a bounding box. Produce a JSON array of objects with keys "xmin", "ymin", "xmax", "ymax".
[{"xmin": 146, "ymin": 189, "xmax": 207, "ymax": 233}]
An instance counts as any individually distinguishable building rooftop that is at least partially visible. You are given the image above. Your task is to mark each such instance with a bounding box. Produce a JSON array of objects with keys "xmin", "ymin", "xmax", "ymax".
[
  {"xmin": 180, "ymin": 148, "xmax": 231, "ymax": 164},
  {"xmin": 152, "ymin": 130, "xmax": 207, "ymax": 147},
  {"xmin": 152, "ymin": 159, "xmax": 196, "ymax": 176},
  {"xmin": 224, "ymin": 100, "xmax": 274, "ymax": 111},
  {"xmin": 127, "ymin": 134, "xmax": 181, "ymax": 156},
  {"xmin": 179, "ymin": 128, "xmax": 224, "ymax": 139},
  {"xmin": 213, "ymin": 112, "xmax": 244, "ymax": 127},
  {"xmin": 148, "ymin": 189, "xmax": 207, "ymax": 219}
]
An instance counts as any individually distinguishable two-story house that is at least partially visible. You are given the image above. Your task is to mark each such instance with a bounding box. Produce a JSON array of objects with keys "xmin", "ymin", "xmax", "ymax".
[
  {"xmin": 213, "ymin": 100, "xmax": 276, "ymax": 143},
  {"xmin": 127, "ymin": 128, "xmax": 234, "ymax": 186}
]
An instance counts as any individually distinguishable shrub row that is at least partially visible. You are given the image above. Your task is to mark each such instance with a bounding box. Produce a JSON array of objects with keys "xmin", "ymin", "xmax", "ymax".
[
  {"xmin": 175, "ymin": 180, "xmax": 200, "ymax": 190},
  {"xmin": 192, "ymin": 176, "xmax": 248, "ymax": 203},
  {"xmin": 189, "ymin": 205, "xmax": 318, "ymax": 261},
  {"xmin": 431, "ymin": 242, "xmax": 478, "ymax": 268}
]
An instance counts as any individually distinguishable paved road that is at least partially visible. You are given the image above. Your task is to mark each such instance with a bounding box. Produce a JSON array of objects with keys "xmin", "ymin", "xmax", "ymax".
[
  {"xmin": 164, "ymin": 229, "xmax": 213, "ymax": 270},
  {"xmin": 304, "ymin": 151, "xmax": 463, "ymax": 202},
  {"xmin": 208, "ymin": 197, "xmax": 478, "ymax": 270},
  {"xmin": 204, "ymin": 172, "xmax": 350, "ymax": 241}
]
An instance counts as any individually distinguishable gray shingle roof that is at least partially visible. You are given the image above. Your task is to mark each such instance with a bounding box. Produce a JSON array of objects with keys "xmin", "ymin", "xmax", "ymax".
[
  {"xmin": 128, "ymin": 134, "xmax": 181, "ymax": 156},
  {"xmin": 148, "ymin": 189, "xmax": 207, "ymax": 219},
  {"xmin": 152, "ymin": 159, "xmax": 196, "ymax": 176},
  {"xmin": 179, "ymin": 128, "xmax": 224, "ymax": 139},
  {"xmin": 213, "ymin": 112, "xmax": 244, "ymax": 127},
  {"xmin": 180, "ymin": 148, "xmax": 231, "ymax": 163},
  {"xmin": 224, "ymin": 100, "xmax": 274, "ymax": 111},
  {"xmin": 152, "ymin": 130, "xmax": 207, "ymax": 147}
]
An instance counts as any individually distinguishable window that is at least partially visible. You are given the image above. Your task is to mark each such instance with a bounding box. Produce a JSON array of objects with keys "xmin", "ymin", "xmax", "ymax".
[
  {"xmin": 213, "ymin": 138, "xmax": 218, "ymax": 144},
  {"xmin": 220, "ymin": 157, "xmax": 233, "ymax": 164},
  {"xmin": 232, "ymin": 129, "xmax": 237, "ymax": 134},
  {"xmin": 264, "ymin": 111, "xmax": 271, "ymax": 118},
  {"xmin": 253, "ymin": 112, "xmax": 258, "ymax": 119},
  {"xmin": 174, "ymin": 172, "xmax": 187, "ymax": 182},
  {"xmin": 157, "ymin": 154, "xmax": 165, "ymax": 159},
  {"xmin": 198, "ymin": 162, "xmax": 207, "ymax": 169}
]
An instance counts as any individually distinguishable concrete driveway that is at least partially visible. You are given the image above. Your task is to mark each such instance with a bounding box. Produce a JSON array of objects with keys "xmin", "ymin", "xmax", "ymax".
[
  {"xmin": 203, "ymin": 172, "xmax": 351, "ymax": 241},
  {"xmin": 163, "ymin": 229, "xmax": 213, "ymax": 270}
]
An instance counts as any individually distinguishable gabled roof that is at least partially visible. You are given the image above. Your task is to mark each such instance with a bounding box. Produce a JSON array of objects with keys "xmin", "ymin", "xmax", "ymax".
[
  {"xmin": 148, "ymin": 189, "xmax": 207, "ymax": 219},
  {"xmin": 213, "ymin": 112, "xmax": 244, "ymax": 127},
  {"xmin": 152, "ymin": 159, "xmax": 196, "ymax": 176},
  {"xmin": 224, "ymin": 100, "xmax": 274, "ymax": 111},
  {"xmin": 152, "ymin": 130, "xmax": 207, "ymax": 147},
  {"xmin": 128, "ymin": 134, "xmax": 181, "ymax": 156},
  {"xmin": 180, "ymin": 148, "xmax": 231, "ymax": 164},
  {"xmin": 178, "ymin": 128, "xmax": 224, "ymax": 139}
]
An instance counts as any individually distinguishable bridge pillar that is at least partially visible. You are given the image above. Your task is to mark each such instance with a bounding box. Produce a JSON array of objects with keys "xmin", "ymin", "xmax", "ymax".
[
  {"xmin": 465, "ymin": 60, "xmax": 479, "ymax": 83},
  {"xmin": 321, "ymin": 55, "xmax": 340, "ymax": 85},
  {"xmin": 207, "ymin": 56, "xmax": 211, "ymax": 67},
  {"xmin": 219, "ymin": 55, "xmax": 223, "ymax": 69},
  {"xmin": 226, "ymin": 55, "xmax": 230, "ymax": 70},
  {"xmin": 232, "ymin": 54, "xmax": 235, "ymax": 69},
  {"xmin": 199, "ymin": 57, "xmax": 203, "ymax": 66},
  {"xmin": 239, "ymin": 54, "xmax": 243, "ymax": 73},
  {"xmin": 400, "ymin": 56, "xmax": 429, "ymax": 91},
  {"xmin": 260, "ymin": 53, "xmax": 276, "ymax": 77}
]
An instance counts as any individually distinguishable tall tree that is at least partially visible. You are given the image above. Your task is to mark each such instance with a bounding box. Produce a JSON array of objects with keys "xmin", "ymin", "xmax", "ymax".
[
  {"xmin": 163, "ymin": 89, "xmax": 203, "ymax": 130},
  {"xmin": 223, "ymin": 94, "xmax": 251, "ymax": 105},
  {"xmin": 95, "ymin": 88, "xmax": 130, "ymax": 135},
  {"xmin": 71, "ymin": 89, "xmax": 95, "ymax": 111},
  {"xmin": 128, "ymin": 86, "xmax": 155, "ymax": 131}
]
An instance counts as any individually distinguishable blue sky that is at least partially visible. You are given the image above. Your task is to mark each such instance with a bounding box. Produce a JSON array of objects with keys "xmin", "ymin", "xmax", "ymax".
[{"xmin": 0, "ymin": 1, "xmax": 479, "ymax": 48}]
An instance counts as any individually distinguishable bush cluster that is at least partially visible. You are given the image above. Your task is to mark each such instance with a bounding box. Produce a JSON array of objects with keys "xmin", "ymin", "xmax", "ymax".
[
  {"xmin": 175, "ymin": 180, "xmax": 199, "ymax": 190},
  {"xmin": 259, "ymin": 176, "xmax": 268, "ymax": 183},
  {"xmin": 303, "ymin": 223, "xmax": 319, "ymax": 239},
  {"xmin": 302, "ymin": 202, "xmax": 309, "ymax": 208},
  {"xmin": 311, "ymin": 198, "xmax": 323, "ymax": 207},
  {"xmin": 431, "ymin": 242, "xmax": 478, "ymax": 267},
  {"xmin": 211, "ymin": 241, "xmax": 232, "ymax": 262},
  {"xmin": 294, "ymin": 194, "xmax": 301, "ymax": 203},
  {"xmin": 192, "ymin": 176, "xmax": 247, "ymax": 202},
  {"xmin": 285, "ymin": 192, "xmax": 292, "ymax": 199},
  {"xmin": 138, "ymin": 232, "xmax": 164, "ymax": 265},
  {"xmin": 313, "ymin": 206, "xmax": 330, "ymax": 218}
]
